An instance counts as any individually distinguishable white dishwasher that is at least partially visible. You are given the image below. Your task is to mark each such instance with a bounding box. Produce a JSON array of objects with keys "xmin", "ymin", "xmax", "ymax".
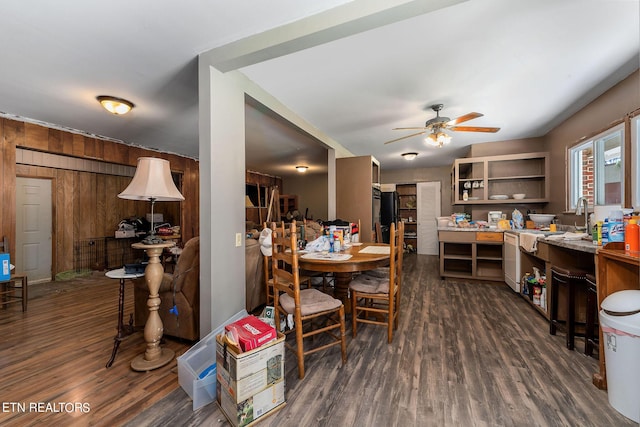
[{"xmin": 504, "ymin": 231, "xmax": 520, "ymax": 292}]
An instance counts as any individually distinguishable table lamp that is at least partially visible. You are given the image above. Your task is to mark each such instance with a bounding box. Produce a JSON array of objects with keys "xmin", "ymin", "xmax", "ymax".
[{"xmin": 118, "ymin": 157, "xmax": 184, "ymax": 244}]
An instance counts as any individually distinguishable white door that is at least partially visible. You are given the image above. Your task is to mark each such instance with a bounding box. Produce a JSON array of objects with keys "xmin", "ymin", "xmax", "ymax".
[
  {"xmin": 416, "ymin": 181, "xmax": 441, "ymax": 255},
  {"xmin": 16, "ymin": 177, "xmax": 53, "ymax": 283}
]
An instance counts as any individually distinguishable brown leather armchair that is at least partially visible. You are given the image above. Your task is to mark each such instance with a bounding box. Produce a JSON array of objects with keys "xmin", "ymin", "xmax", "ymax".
[{"xmin": 134, "ymin": 237, "xmax": 200, "ymax": 341}]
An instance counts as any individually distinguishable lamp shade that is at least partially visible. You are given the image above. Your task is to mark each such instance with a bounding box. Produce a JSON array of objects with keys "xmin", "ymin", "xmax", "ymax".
[{"xmin": 118, "ymin": 157, "xmax": 184, "ymax": 201}]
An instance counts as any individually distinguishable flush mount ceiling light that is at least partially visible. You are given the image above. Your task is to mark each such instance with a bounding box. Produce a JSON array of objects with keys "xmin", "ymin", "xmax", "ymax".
[
  {"xmin": 402, "ymin": 152, "xmax": 418, "ymax": 160},
  {"xmin": 425, "ymin": 130, "xmax": 451, "ymax": 148},
  {"xmin": 97, "ymin": 95, "xmax": 134, "ymax": 115},
  {"xmin": 295, "ymin": 165, "xmax": 309, "ymax": 173}
]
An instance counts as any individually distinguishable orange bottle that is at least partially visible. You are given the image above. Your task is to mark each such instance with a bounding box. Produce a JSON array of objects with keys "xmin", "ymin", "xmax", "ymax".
[{"xmin": 625, "ymin": 219, "xmax": 639, "ymax": 253}]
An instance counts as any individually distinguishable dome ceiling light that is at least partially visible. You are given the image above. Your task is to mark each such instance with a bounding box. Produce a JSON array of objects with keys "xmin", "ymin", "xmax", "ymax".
[{"xmin": 97, "ymin": 95, "xmax": 134, "ymax": 115}]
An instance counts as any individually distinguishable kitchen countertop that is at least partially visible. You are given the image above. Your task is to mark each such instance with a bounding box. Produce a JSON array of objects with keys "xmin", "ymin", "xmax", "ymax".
[
  {"xmin": 509, "ymin": 229, "xmax": 597, "ymax": 254},
  {"xmin": 437, "ymin": 227, "xmax": 504, "ymax": 232},
  {"xmin": 541, "ymin": 235, "xmax": 597, "ymax": 254},
  {"xmin": 439, "ymin": 226, "xmax": 598, "ymax": 254}
]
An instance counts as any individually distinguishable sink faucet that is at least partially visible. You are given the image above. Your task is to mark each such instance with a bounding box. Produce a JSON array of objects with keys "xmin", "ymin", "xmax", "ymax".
[{"xmin": 575, "ymin": 196, "xmax": 589, "ymax": 232}]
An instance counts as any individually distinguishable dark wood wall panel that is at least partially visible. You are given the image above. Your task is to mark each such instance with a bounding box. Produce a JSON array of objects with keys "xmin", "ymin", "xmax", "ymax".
[
  {"xmin": 1, "ymin": 117, "xmax": 199, "ymax": 276},
  {"xmin": 1, "ymin": 120, "xmax": 20, "ymax": 245},
  {"xmin": 48, "ymin": 128, "xmax": 63, "ymax": 153},
  {"xmin": 59, "ymin": 170, "xmax": 75, "ymax": 272},
  {"xmin": 24, "ymin": 122, "xmax": 48, "ymax": 151}
]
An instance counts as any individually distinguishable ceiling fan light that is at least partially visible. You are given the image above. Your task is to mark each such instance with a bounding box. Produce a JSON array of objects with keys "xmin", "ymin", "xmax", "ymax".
[
  {"xmin": 295, "ymin": 165, "xmax": 308, "ymax": 173},
  {"xmin": 97, "ymin": 95, "xmax": 134, "ymax": 115},
  {"xmin": 402, "ymin": 152, "xmax": 418, "ymax": 160},
  {"xmin": 425, "ymin": 131, "xmax": 451, "ymax": 148},
  {"xmin": 437, "ymin": 132, "xmax": 451, "ymax": 145}
]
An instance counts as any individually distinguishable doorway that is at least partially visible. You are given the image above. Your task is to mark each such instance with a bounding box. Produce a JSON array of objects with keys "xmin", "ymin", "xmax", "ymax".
[
  {"xmin": 15, "ymin": 177, "xmax": 53, "ymax": 283},
  {"xmin": 416, "ymin": 181, "xmax": 441, "ymax": 255}
]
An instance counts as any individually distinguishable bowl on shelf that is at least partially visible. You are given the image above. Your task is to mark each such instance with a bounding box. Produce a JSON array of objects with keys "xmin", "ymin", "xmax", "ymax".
[
  {"xmin": 529, "ymin": 213, "xmax": 555, "ymax": 225},
  {"xmin": 512, "ymin": 193, "xmax": 525, "ymax": 199}
]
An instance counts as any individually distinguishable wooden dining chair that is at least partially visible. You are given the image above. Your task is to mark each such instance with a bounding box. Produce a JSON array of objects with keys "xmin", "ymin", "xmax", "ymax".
[
  {"xmin": 0, "ymin": 236, "xmax": 28, "ymax": 312},
  {"xmin": 349, "ymin": 221, "xmax": 404, "ymax": 343},
  {"xmin": 262, "ymin": 222, "xmax": 278, "ymax": 306},
  {"xmin": 263, "ymin": 221, "xmax": 314, "ymax": 305},
  {"xmin": 272, "ymin": 221, "xmax": 347, "ymax": 379}
]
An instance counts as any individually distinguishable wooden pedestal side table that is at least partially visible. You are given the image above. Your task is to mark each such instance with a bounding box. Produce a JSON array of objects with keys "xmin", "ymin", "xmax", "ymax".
[
  {"xmin": 104, "ymin": 267, "xmax": 145, "ymax": 368},
  {"xmin": 131, "ymin": 241, "xmax": 175, "ymax": 371}
]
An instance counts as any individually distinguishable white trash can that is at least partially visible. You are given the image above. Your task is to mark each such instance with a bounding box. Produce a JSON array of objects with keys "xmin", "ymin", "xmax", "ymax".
[{"xmin": 599, "ymin": 290, "xmax": 640, "ymax": 423}]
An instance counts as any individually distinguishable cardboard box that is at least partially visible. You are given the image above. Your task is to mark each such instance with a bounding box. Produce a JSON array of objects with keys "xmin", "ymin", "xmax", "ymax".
[
  {"xmin": 218, "ymin": 380, "xmax": 285, "ymax": 427},
  {"xmin": 177, "ymin": 310, "xmax": 248, "ymax": 411},
  {"xmin": 225, "ymin": 315, "xmax": 277, "ymax": 352},
  {"xmin": 216, "ymin": 333, "xmax": 285, "ymax": 427}
]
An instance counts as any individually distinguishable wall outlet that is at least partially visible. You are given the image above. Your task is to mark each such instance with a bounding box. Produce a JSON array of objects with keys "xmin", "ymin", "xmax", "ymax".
[{"xmin": 235, "ymin": 233, "xmax": 242, "ymax": 247}]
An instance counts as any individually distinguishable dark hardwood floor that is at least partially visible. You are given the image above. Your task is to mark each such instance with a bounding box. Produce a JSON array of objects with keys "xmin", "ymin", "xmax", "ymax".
[{"xmin": 0, "ymin": 255, "xmax": 634, "ymax": 426}]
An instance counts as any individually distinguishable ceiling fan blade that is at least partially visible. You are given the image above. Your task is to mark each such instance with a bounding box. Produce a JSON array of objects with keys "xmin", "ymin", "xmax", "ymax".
[
  {"xmin": 392, "ymin": 127, "xmax": 429, "ymax": 130},
  {"xmin": 383, "ymin": 131, "xmax": 426, "ymax": 145},
  {"xmin": 449, "ymin": 125, "xmax": 500, "ymax": 133},
  {"xmin": 446, "ymin": 112, "xmax": 483, "ymax": 126}
]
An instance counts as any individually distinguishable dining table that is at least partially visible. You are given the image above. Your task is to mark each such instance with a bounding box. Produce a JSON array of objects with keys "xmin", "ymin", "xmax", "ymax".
[{"xmin": 297, "ymin": 242, "xmax": 390, "ymax": 308}]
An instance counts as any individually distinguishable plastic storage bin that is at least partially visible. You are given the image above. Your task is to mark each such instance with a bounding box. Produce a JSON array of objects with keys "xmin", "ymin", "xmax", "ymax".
[
  {"xmin": 177, "ymin": 309, "xmax": 248, "ymax": 410},
  {"xmin": 599, "ymin": 290, "xmax": 640, "ymax": 423}
]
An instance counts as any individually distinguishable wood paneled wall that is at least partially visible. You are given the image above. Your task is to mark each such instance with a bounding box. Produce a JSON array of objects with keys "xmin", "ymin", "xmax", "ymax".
[{"xmin": 0, "ymin": 117, "xmax": 199, "ymax": 276}]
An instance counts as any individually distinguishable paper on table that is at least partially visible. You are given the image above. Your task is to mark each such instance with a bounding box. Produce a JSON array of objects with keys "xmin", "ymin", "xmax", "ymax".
[
  {"xmin": 359, "ymin": 246, "xmax": 390, "ymax": 255},
  {"xmin": 300, "ymin": 253, "xmax": 353, "ymax": 261}
]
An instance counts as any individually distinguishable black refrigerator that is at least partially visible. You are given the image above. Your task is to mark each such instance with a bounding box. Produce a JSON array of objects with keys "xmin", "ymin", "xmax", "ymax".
[{"xmin": 380, "ymin": 191, "xmax": 398, "ymax": 243}]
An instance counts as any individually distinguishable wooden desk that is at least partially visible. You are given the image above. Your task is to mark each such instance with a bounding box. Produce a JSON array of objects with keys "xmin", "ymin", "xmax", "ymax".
[
  {"xmin": 298, "ymin": 243, "xmax": 390, "ymax": 305},
  {"xmin": 593, "ymin": 242, "xmax": 640, "ymax": 389}
]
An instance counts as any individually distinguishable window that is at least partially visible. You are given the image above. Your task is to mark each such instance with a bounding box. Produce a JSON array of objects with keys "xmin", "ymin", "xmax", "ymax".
[{"xmin": 569, "ymin": 124, "xmax": 624, "ymax": 210}]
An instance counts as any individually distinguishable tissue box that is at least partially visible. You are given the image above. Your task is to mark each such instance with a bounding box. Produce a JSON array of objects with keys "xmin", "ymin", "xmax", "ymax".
[{"xmin": 0, "ymin": 253, "xmax": 10, "ymax": 281}]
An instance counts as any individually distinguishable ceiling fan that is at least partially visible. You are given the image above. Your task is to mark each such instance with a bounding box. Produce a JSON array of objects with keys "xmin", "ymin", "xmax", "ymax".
[{"xmin": 384, "ymin": 104, "xmax": 500, "ymax": 147}]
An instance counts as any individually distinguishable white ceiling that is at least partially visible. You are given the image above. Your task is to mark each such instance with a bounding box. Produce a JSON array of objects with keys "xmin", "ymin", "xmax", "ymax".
[{"xmin": 0, "ymin": 0, "xmax": 638, "ymax": 177}]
